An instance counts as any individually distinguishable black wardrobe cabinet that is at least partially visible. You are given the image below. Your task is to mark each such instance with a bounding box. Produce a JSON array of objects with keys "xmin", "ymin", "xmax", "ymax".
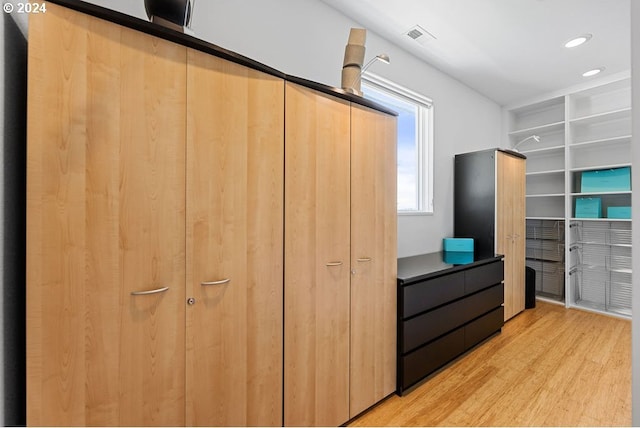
[{"xmin": 454, "ymin": 149, "xmax": 526, "ymax": 321}]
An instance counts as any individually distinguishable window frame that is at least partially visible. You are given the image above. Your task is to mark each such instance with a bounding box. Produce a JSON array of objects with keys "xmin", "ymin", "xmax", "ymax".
[{"xmin": 361, "ymin": 73, "xmax": 434, "ymax": 215}]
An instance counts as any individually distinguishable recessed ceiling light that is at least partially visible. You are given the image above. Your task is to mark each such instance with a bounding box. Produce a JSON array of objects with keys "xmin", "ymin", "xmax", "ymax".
[
  {"xmin": 582, "ymin": 67, "xmax": 604, "ymax": 77},
  {"xmin": 565, "ymin": 34, "xmax": 592, "ymax": 48}
]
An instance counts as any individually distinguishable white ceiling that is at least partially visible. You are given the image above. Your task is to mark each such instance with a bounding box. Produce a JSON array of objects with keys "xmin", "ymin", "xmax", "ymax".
[{"xmin": 320, "ymin": 0, "xmax": 631, "ymax": 106}]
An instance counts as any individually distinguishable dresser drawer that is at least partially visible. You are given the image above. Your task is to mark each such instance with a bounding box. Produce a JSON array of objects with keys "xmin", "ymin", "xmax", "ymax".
[
  {"xmin": 463, "ymin": 284, "xmax": 504, "ymax": 320},
  {"xmin": 402, "ymin": 297, "xmax": 467, "ymax": 353},
  {"xmin": 401, "ymin": 327, "xmax": 465, "ymax": 389},
  {"xmin": 465, "ymin": 260, "xmax": 504, "ymax": 294},
  {"xmin": 402, "ymin": 284, "xmax": 503, "ymax": 354},
  {"xmin": 465, "ymin": 306, "xmax": 504, "ymax": 348},
  {"xmin": 402, "ymin": 271, "xmax": 465, "ymax": 318}
]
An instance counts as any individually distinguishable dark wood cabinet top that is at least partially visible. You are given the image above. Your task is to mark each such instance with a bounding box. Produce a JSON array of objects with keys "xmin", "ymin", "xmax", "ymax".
[
  {"xmin": 46, "ymin": 0, "xmax": 397, "ymax": 116},
  {"xmin": 397, "ymin": 252, "xmax": 503, "ymax": 285}
]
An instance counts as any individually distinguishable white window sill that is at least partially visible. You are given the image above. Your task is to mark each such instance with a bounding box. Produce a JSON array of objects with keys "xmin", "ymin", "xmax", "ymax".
[{"xmin": 398, "ymin": 211, "xmax": 434, "ymax": 217}]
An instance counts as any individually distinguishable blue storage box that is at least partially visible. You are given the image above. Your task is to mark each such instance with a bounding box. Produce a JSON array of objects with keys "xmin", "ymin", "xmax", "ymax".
[
  {"xmin": 575, "ymin": 197, "xmax": 602, "ymax": 218},
  {"xmin": 581, "ymin": 167, "xmax": 631, "ymax": 193},
  {"xmin": 443, "ymin": 238, "xmax": 474, "ymax": 252},
  {"xmin": 607, "ymin": 206, "xmax": 632, "ymax": 219},
  {"xmin": 443, "ymin": 251, "xmax": 474, "ymax": 265}
]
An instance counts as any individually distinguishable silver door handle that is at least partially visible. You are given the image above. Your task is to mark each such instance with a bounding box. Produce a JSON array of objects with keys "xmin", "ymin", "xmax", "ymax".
[
  {"xmin": 131, "ymin": 286, "xmax": 169, "ymax": 296},
  {"xmin": 326, "ymin": 261, "xmax": 343, "ymax": 267},
  {"xmin": 201, "ymin": 278, "xmax": 231, "ymax": 286},
  {"xmin": 357, "ymin": 258, "xmax": 372, "ymax": 262}
]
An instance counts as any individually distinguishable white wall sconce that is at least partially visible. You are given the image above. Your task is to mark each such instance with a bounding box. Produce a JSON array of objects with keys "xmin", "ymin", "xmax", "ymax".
[{"xmin": 513, "ymin": 134, "xmax": 540, "ymax": 152}]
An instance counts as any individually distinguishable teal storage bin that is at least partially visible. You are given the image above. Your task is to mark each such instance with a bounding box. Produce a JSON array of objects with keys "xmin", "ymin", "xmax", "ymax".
[
  {"xmin": 575, "ymin": 197, "xmax": 602, "ymax": 218},
  {"xmin": 443, "ymin": 238, "xmax": 474, "ymax": 252},
  {"xmin": 443, "ymin": 251, "xmax": 474, "ymax": 265},
  {"xmin": 607, "ymin": 206, "xmax": 631, "ymax": 219},
  {"xmin": 581, "ymin": 167, "xmax": 631, "ymax": 193}
]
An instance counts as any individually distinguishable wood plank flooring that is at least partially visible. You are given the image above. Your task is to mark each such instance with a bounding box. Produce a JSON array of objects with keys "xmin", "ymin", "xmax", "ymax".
[{"xmin": 350, "ymin": 301, "xmax": 631, "ymax": 426}]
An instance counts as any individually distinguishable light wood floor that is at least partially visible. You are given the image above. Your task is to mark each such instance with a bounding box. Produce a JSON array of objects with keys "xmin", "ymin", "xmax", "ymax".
[{"xmin": 350, "ymin": 301, "xmax": 631, "ymax": 427}]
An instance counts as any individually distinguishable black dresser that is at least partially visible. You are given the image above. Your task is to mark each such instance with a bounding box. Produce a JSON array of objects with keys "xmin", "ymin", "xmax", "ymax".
[{"xmin": 397, "ymin": 252, "xmax": 504, "ymax": 394}]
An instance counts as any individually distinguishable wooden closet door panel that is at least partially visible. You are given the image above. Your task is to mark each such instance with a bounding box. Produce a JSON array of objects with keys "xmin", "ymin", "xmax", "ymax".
[
  {"xmin": 496, "ymin": 152, "xmax": 514, "ymax": 320},
  {"xmin": 511, "ymin": 157, "xmax": 526, "ymax": 316},
  {"xmin": 349, "ymin": 105, "xmax": 397, "ymax": 417},
  {"xmin": 27, "ymin": 6, "xmax": 90, "ymax": 425},
  {"xmin": 117, "ymin": 25, "xmax": 187, "ymax": 427},
  {"xmin": 27, "ymin": 5, "xmax": 187, "ymax": 426},
  {"xmin": 497, "ymin": 152, "xmax": 525, "ymax": 321},
  {"xmin": 83, "ymin": 17, "xmax": 123, "ymax": 426},
  {"xmin": 186, "ymin": 49, "xmax": 284, "ymax": 427},
  {"xmin": 284, "ymin": 83, "xmax": 351, "ymax": 427}
]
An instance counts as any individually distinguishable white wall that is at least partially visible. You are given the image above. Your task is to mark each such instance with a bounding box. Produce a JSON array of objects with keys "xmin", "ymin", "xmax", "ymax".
[
  {"xmin": 83, "ymin": 0, "xmax": 503, "ymax": 257},
  {"xmin": 631, "ymin": 1, "xmax": 639, "ymax": 424}
]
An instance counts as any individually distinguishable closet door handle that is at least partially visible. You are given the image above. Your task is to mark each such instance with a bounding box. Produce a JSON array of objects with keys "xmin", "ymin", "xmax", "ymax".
[
  {"xmin": 326, "ymin": 261, "xmax": 343, "ymax": 267},
  {"xmin": 201, "ymin": 278, "xmax": 231, "ymax": 286},
  {"xmin": 357, "ymin": 258, "xmax": 372, "ymax": 262},
  {"xmin": 131, "ymin": 286, "xmax": 169, "ymax": 296}
]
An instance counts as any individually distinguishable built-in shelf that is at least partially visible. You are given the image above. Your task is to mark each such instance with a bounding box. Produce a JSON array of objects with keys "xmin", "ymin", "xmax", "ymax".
[
  {"xmin": 526, "ymin": 216, "xmax": 565, "ymax": 221},
  {"xmin": 570, "ymin": 135, "xmax": 632, "ymax": 148},
  {"xmin": 569, "ymin": 107, "xmax": 631, "ymax": 125},
  {"xmin": 569, "ymin": 163, "xmax": 631, "ymax": 173},
  {"xmin": 525, "ymin": 218, "xmax": 565, "ymax": 302},
  {"xmin": 575, "ymin": 241, "xmax": 632, "ymax": 248},
  {"xmin": 526, "ymin": 169, "xmax": 564, "ymax": 176},
  {"xmin": 570, "ymin": 191, "xmax": 632, "ymax": 196},
  {"xmin": 508, "ymin": 121, "xmax": 565, "ymax": 138},
  {"xmin": 574, "ymin": 264, "xmax": 632, "ymax": 274},
  {"xmin": 520, "ymin": 145, "xmax": 565, "ymax": 155},
  {"xmin": 527, "ymin": 193, "xmax": 564, "ymax": 198},
  {"xmin": 570, "ymin": 217, "xmax": 632, "ymax": 222}
]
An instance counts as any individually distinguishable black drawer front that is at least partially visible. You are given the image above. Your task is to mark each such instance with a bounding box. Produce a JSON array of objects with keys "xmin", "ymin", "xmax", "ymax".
[
  {"xmin": 463, "ymin": 284, "xmax": 504, "ymax": 321},
  {"xmin": 465, "ymin": 306, "xmax": 504, "ymax": 348},
  {"xmin": 403, "ymin": 272, "xmax": 465, "ymax": 318},
  {"xmin": 402, "ymin": 284, "xmax": 503, "ymax": 353},
  {"xmin": 402, "ymin": 328, "xmax": 465, "ymax": 389},
  {"xmin": 403, "ymin": 297, "xmax": 467, "ymax": 353},
  {"xmin": 465, "ymin": 260, "xmax": 504, "ymax": 294}
]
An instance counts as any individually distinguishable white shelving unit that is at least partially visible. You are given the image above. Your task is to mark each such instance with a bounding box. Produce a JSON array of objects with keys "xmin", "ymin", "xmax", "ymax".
[
  {"xmin": 505, "ymin": 75, "xmax": 632, "ymax": 318},
  {"xmin": 526, "ymin": 219, "xmax": 565, "ymax": 302},
  {"xmin": 569, "ymin": 221, "xmax": 632, "ymax": 316}
]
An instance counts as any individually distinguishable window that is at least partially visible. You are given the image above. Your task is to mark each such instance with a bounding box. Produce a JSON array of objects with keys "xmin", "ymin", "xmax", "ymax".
[{"xmin": 361, "ymin": 73, "xmax": 434, "ymax": 214}]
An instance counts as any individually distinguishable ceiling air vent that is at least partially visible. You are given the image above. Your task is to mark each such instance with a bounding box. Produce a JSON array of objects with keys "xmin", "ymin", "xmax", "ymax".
[
  {"xmin": 405, "ymin": 25, "xmax": 437, "ymax": 42},
  {"xmin": 407, "ymin": 28, "xmax": 423, "ymax": 40}
]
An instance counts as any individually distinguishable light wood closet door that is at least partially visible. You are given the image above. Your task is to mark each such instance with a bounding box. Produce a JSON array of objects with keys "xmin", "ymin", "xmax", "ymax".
[
  {"xmin": 511, "ymin": 155, "xmax": 526, "ymax": 318},
  {"xmin": 497, "ymin": 152, "xmax": 526, "ymax": 321},
  {"xmin": 496, "ymin": 152, "xmax": 513, "ymax": 320},
  {"xmin": 185, "ymin": 49, "xmax": 284, "ymax": 427},
  {"xmin": 27, "ymin": 5, "xmax": 186, "ymax": 426},
  {"xmin": 284, "ymin": 83, "xmax": 351, "ymax": 427},
  {"xmin": 349, "ymin": 105, "xmax": 397, "ymax": 417}
]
